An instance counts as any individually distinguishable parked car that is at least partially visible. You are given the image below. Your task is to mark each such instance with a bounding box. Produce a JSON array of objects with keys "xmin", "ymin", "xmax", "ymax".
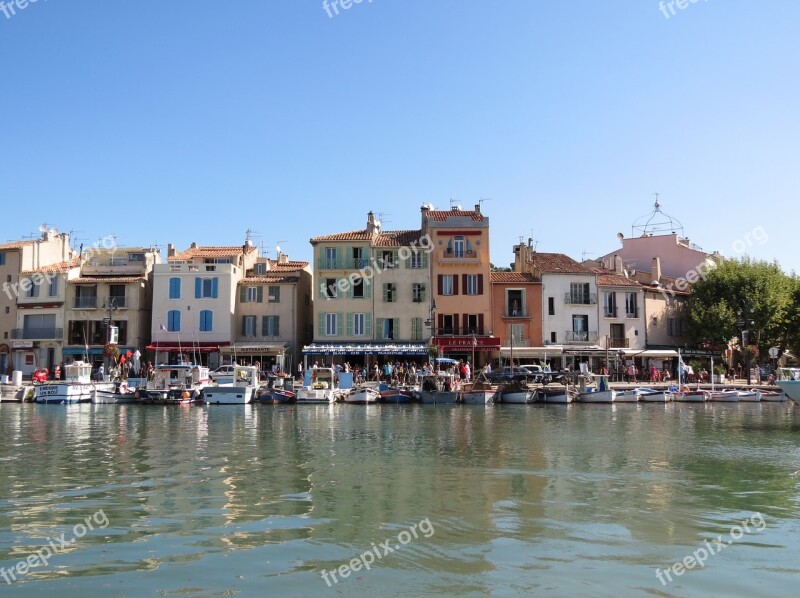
[
  {"xmin": 517, "ymin": 364, "xmax": 558, "ymax": 384},
  {"xmin": 209, "ymin": 365, "xmax": 236, "ymax": 381},
  {"xmin": 486, "ymin": 367, "xmax": 531, "ymax": 384}
]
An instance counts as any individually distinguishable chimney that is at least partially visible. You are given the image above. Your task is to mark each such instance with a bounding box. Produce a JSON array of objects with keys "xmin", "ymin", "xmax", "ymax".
[
  {"xmin": 651, "ymin": 257, "xmax": 662, "ymax": 284},
  {"xmin": 367, "ymin": 211, "xmax": 379, "ymax": 235},
  {"xmin": 167, "ymin": 243, "xmax": 175, "ymax": 258},
  {"xmin": 279, "ymin": 252, "xmax": 288, "ymax": 264},
  {"xmin": 614, "ymin": 254, "xmax": 623, "ymax": 275},
  {"xmin": 190, "ymin": 242, "xmax": 198, "ymax": 249},
  {"xmin": 474, "ymin": 203, "xmax": 481, "ymax": 213}
]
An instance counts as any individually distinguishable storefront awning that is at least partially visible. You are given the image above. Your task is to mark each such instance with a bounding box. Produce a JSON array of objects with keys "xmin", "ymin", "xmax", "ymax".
[
  {"xmin": 146, "ymin": 342, "xmax": 226, "ymax": 353},
  {"xmin": 303, "ymin": 343, "xmax": 428, "ymax": 356},
  {"xmin": 620, "ymin": 349, "xmax": 679, "ymax": 358},
  {"xmin": 499, "ymin": 346, "xmax": 564, "ymax": 358},
  {"xmin": 434, "ymin": 336, "xmax": 501, "ymax": 353},
  {"xmin": 220, "ymin": 342, "xmax": 287, "ymax": 355}
]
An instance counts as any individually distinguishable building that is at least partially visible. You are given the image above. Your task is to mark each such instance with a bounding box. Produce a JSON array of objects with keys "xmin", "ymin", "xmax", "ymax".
[
  {"xmin": 0, "ymin": 227, "xmax": 73, "ymax": 377},
  {"xmin": 149, "ymin": 241, "xmax": 259, "ymax": 368},
  {"xmin": 63, "ymin": 247, "xmax": 161, "ymax": 369},
  {"xmin": 306, "ymin": 212, "xmax": 431, "ymax": 366},
  {"xmin": 423, "ymin": 204, "xmax": 497, "ymax": 366},
  {"xmin": 226, "ymin": 252, "xmax": 313, "ymax": 372},
  {"xmin": 491, "ymin": 271, "xmax": 542, "ymax": 364}
]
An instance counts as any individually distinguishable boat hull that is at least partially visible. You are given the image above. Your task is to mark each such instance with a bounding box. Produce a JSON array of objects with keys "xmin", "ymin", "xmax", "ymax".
[
  {"xmin": 708, "ymin": 391, "xmax": 739, "ymax": 402},
  {"xmin": 202, "ymin": 386, "xmax": 256, "ymax": 405},
  {"xmin": 344, "ymin": 388, "xmax": 380, "ymax": 404},
  {"xmin": 737, "ymin": 391, "xmax": 761, "ymax": 402},
  {"xmin": 670, "ymin": 391, "xmax": 707, "ymax": 402},
  {"xmin": 380, "ymin": 389, "xmax": 415, "ymax": 404},
  {"xmin": 497, "ymin": 389, "xmax": 536, "ymax": 404},
  {"xmin": 775, "ymin": 380, "xmax": 800, "ymax": 403},
  {"xmin": 419, "ymin": 391, "xmax": 458, "ymax": 404},
  {"xmin": 614, "ymin": 390, "xmax": 639, "ymax": 403},
  {"xmin": 35, "ymin": 382, "xmax": 114, "ymax": 404},
  {"xmin": 579, "ymin": 390, "xmax": 616, "ymax": 403},
  {"xmin": 460, "ymin": 390, "xmax": 495, "ymax": 405},
  {"xmin": 759, "ymin": 391, "xmax": 787, "ymax": 402},
  {"xmin": 637, "ymin": 390, "xmax": 670, "ymax": 402}
]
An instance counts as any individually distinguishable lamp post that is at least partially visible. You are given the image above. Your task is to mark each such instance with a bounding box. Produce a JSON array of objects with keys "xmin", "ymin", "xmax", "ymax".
[
  {"xmin": 425, "ymin": 300, "xmax": 437, "ymax": 366},
  {"xmin": 737, "ymin": 304, "xmax": 754, "ymax": 385},
  {"xmin": 102, "ymin": 297, "xmax": 119, "ymax": 378}
]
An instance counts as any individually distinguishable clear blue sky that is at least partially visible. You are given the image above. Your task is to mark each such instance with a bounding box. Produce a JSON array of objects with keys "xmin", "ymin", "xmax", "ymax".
[{"xmin": 2, "ymin": 0, "xmax": 798, "ymax": 273}]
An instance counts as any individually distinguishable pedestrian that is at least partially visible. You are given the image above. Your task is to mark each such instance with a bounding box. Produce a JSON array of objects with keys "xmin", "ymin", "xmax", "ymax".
[
  {"xmin": 464, "ymin": 361, "xmax": 471, "ymax": 381},
  {"xmin": 755, "ymin": 364, "xmax": 762, "ymax": 384}
]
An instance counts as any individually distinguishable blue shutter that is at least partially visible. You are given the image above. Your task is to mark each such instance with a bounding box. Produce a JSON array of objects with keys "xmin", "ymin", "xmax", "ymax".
[
  {"xmin": 195, "ymin": 277, "xmax": 201, "ymax": 298},
  {"xmin": 212, "ymin": 277, "xmax": 219, "ymax": 299}
]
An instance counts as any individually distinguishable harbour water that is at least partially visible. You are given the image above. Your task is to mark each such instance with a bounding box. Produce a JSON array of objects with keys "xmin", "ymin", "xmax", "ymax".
[{"xmin": 1, "ymin": 403, "xmax": 799, "ymax": 597}]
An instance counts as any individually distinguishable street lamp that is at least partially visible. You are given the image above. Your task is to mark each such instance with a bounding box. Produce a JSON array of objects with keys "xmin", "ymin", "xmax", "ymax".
[
  {"xmin": 737, "ymin": 305, "xmax": 755, "ymax": 385},
  {"xmin": 102, "ymin": 297, "xmax": 119, "ymax": 377}
]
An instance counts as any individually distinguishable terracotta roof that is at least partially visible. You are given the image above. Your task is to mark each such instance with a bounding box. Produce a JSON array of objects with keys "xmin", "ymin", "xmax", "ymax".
[
  {"xmin": 426, "ymin": 210, "xmax": 485, "ymax": 222},
  {"xmin": 0, "ymin": 240, "xmax": 35, "ymax": 250},
  {"xmin": 70, "ymin": 276, "xmax": 146, "ymax": 284},
  {"xmin": 490, "ymin": 272, "xmax": 539, "ymax": 283},
  {"xmin": 375, "ymin": 230, "xmax": 424, "ymax": 247},
  {"xmin": 591, "ymin": 269, "xmax": 642, "ymax": 287},
  {"xmin": 531, "ymin": 253, "xmax": 594, "ymax": 274},
  {"xmin": 310, "ymin": 229, "xmax": 374, "ymax": 243},
  {"xmin": 169, "ymin": 245, "xmax": 256, "ymax": 261},
  {"xmin": 20, "ymin": 258, "xmax": 80, "ymax": 275},
  {"xmin": 266, "ymin": 259, "xmax": 309, "ymax": 272},
  {"xmin": 241, "ymin": 275, "xmax": 300, "ymax": 284}
]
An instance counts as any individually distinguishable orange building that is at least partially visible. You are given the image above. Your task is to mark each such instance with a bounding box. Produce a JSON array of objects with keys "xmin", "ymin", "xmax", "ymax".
[{"xmin": 490, "ymin": 271, "xmax": 542, "ymax": 359}]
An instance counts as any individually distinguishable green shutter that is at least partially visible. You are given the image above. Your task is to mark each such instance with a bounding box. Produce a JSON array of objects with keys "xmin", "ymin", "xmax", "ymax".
[
  {"xmin": 365, "ymin": 312, "xmax": 372, "ymax": 337},
  {"xmin": 240, "ymin": 286, "xmax": 246, "ymax": 303},
  {"xmin": 376, "ymin": 318, "xmax": 384, "ymax": 339},
  {"xmin": 394, "ymin": 318, "xmax": 400, "ymax": 339},
  {"xmin": 242, "ymin": 316, "xmax": 247, "ymax": 336},
  {"xmin": 318, "ymin": 312, "xmax": 325, "ymax": 337},
  {"xmin": 257, "ymin": 286, "xmax": 264, "ymax": 303},
  {"xmin": 383, "ymin": 284, "xmax": 389, "ymax": 302},
  {"xmin": 421, "ymin": 251, "xmax": 428, "ymax": 268},
  {"xmin": 421, "ymin": 284, "xmax": 427, "ymax": 302},
  {"xmin": 262, "ymin": 316, "xmax": 268, "ymax": 336},
  {"xmin": 365, "ymin": 279, "xmax": 372, "ymax": 299},
  {"xmin": 337, "ymin": 313, "xmax": 343, "ymax": 336},
  {"xmin": 346, "ymin": 312, "xmax": 353, "ymax": 336}
]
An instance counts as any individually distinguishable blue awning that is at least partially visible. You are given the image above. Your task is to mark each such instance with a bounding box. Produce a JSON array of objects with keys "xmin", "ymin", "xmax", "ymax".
[
  {"xmin": 62, "ymin": 346, "xmax": 137, "ymax": 356},
  {"xmin": 303, "ymin": 343, "xmax": 428, "ymax": 356}
]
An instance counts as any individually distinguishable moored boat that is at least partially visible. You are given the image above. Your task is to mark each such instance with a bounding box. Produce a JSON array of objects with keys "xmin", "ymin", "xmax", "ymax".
[
  {"xmin": 736, "ymin": 390, "xmax": 762, "ymax": 402},
  {"xmin": 669, "ymin": 388, "xmax": 707, "ymax": 402},
  {"xmin": 707, "ymin": 390, "xmax": 739, "ymax": 402},
  {"xmin": 201, "ymin": 365, "xmax": 260, "ymax": 405},
  {"xmin": 495, "ymin": 381, "xmax": 536, "ymax": 404},
  {"xmin": 141, "ymin": 363, "xmax": 210, "ymax": 404},
  {"xmin": 538, "ymin": 386, "xmax": 576, "ymax": 404},
  {"xmin": 775, "ymin": 368, "xmax": 800, "ymax": 403},
  {"xmin": 258, "ymin": 374, "xmax": 297, "ymax": 404},
  {"xmin": 92, "ymin": 378, "xmax": 148, "ymax": 404},
  {"xmin": 344, "ymin": 387, "xmax": 381, "ymax": 404},
  {"xmin": 34, "ymin": 362, "xmax": 114, "ymax": 404},
  {"xmin": 418, "ymin": 372, "xmax": 459, "ymax": 404},
  {"xmin": 759, "ymin": 390, "xmax": 787, "ymax": 402},
  {"xmin": 578, "ymin": 374, "xmax": 616, "ymax": 403},
  {"xmin": 380, "ymin": 387, "xmax": 416, "ymax": 404},
  {"xmin": 636, "ymin": 387, "xmax": 671, "ymax": 403},
  {"xmin": 614, "ymin": 389, "xmax": 640, "ymax": 403},
  {"xmin": 296, "ymin": 368, "xmax": 339, "ymax": 404},
  {"xmin": 460, "ymin": 378, "xmax": 496, "ymax": 404}
]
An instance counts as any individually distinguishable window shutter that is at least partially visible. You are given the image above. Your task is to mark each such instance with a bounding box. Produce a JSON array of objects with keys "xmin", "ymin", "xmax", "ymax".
[
  {"xmin": 478, "ymin": 274, "xmax": 483, "ymax": 295},
  {"xmin": 242, "ymin": 316, "xmax": 248, "ymax": 336},
  {"xmin": 274, "ymin": 316, "xmax": 279, "ymax": 337},
  {"xmin": 421, "ymin": 252, "xmax": 428, "ymax": 268},
  {"xmin": 383, "ymin": 284, "xmax": 389, "ymax": 302},
  {"xmin": 346, "ymin": 313, "xmax": 353, "ymax": 336},
  {"xmin": 317, "ymin": 312, "xmax": 325, "ymax": 337},
  {"xmin": 261, "ymin": 316, "xmax": 268, "ymax": 336},
  {"xmin": 393, "ymin": 318, "xmax": 400, "ymax": 339},
  {"xmin": 337, "ymin": 313, "xmax": 343, "ymax": 336},
  {"xmin": 438, "ymin": 275, "xmax": 443, "ymax": 295},
  {"xmin": 365, "ymin": 312, "xmax": 372, "ymax": 337},
  {"xmin": 240, "ymin": 286, "xmax": 246, "ymax": 303},
  {"xmin": 437, "ymin": 314, "xmax": 444, "ymax": 334},
  {"xmin": 478, "ymin": 313, "xmax": 485, "ymax": 335},
  {"xmin": 257, "ymin": 286, "xmax": 263, "ymax": 303},
  {"xmin": 365, "ymin": 280, "xmax": 372, "ymax": 299},
  {"xmin": 212, "ymin": 277, "xmax": 219, "ymax": 299},
  {"xmin": 453, "ymin": 275, "xmax": 459, "ymax": 295},
  {"xmin": 453, "ymin": 314, "xmax": 460, "ymax": 334},
  {"xmin": 421, "ymin": 284, "xmax": 426, "ymax": 302},
  {"xmin": 195, "ymin": 277, "xmax": 201, "ymax": 298},
  {"xmin": 376, "ymin": 318, "xmax": 384, "ymax": 339},
  {"xmin": 462, "ymin": 274, "xmax": 468, "ymax": 293}
]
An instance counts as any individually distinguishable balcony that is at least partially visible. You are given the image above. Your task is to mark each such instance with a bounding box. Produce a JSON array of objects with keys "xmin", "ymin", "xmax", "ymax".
[
  {"xmin": 503, "ymin": 310, "xmax": 530, "ymax": 318},
  {"xmin": 439, "ymin": 249, "xmax": 480, "ymax": 264},
  {"xmin": 608, "ymin": 337, "xmax": 629, "ymax": 348},
  {"xmin": 565, "ymin": 330, "xmax": 599, "ymax": 343},
  {"xmin": 12, "ymin": 328, "xmax": 63, "ymax": 340},
  {"xmin": 504, "ymin": 338, "xmax": 529, "ymax": 347},
  {"xmin": 603, "ymin": 309, "xmax": 618, "ymax": 318},
  {"xmin": 74, "ymin": 296, "xmax": 98, "ymax": 309},
  {"xmin": 434, "ymin": 327, "xmax": 485, "ymax": 336},
  {"xmin": 317, "ymin": 258, "xmax": 343, "ymax": 271},
  {"xmin": 351, "ymin": 258, "xmax": 369, "ymax": 269},
  {"xmin": 564, "ymin": 293, "xmax": 597, "ymax": 305},
  {"xmin": 105, "ymin": 296, "xmax": 128, "ymax": 309},
  {"xmin": 80, "ymin": 261, "xmax": 147, "ymax": 276}
]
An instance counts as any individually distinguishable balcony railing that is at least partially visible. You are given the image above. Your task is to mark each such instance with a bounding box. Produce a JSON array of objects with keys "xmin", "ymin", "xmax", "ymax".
[
  {"xmin": 603, "ymin": 308, "xmax": 618, "ymax": 318},
  {"xmin": 105, "ymin": 296, "xmax": 127, "ymax": 308},
  {"xmin": 503, "ymin": 310, "xmax": 530, "ymax": 318},
  {"xmin": 12, "ymin": 328, "xmax": 63, "ymax": 340},
  {"xmin": 504, "ymin": 338, "xmax": 529, "ymax": 347},
  {"xmin": 435, "ymin": 327, "xmax": 486, "ymax": 336},
  {"xmin": 565, "ymin": 330, "xmax": 599, "ymax": 343},
  {"xmin": 74, "ymin": 296, "xmax": 98, "ymax": 309},
  {"xmin": 564, "ymin": 293, "xmax": 597, "ymax": 305},
  {"xmin": 439, "ymin": 249, "xmax": 480, "ymax": 263},
  {"xmin": 351, "ymin": 258, "xmax": 369, "ymax": 269},
  {"xmin": 317, "ymin": 258, "xmax": 342, "ymax": 270},
  {"xmin": 608, "ymin": 337, "xmax": 629, "ymax": 348}
]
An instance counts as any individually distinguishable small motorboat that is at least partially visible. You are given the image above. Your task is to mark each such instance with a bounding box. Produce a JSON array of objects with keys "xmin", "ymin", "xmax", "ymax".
[
  {"xmin": 380, "ymin": 387, "xmax": 416, "ymax": 404},
  {"xmin": 707, "ymin": 390, "xmax": 739, "ymax": 402},
  {"xmin": 344, "ymin": 387, "xmax": 380, "ymax": 404},
  {"xmin": 636, "ymin": 388, "xmax": 671, "ymax": 403},
  {"xmin": 669, "ymin": 388, "xmax": 707, "ymax": 402},
  {"xmin": 736, "ymin": 390, "xmax": 762, "ymax": 402},
  {"xmin": 759, "ymin": 390, "xmax": 787, "ymax": 402}
]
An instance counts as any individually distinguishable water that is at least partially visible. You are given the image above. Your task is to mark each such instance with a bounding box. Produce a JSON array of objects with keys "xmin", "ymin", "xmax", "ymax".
[{"xmin": 0, "ymin": 402, "xmax": 799, "ymax": 597}]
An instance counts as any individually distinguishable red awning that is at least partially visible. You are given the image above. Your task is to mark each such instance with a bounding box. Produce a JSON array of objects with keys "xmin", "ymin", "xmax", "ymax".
[
  {"xmin": 146, "ymin": 342, "xmax": 227, "ymax": 353},
  {"xmin": 434, "ymin": 336, "xmax": 501, "ymax": 353}
]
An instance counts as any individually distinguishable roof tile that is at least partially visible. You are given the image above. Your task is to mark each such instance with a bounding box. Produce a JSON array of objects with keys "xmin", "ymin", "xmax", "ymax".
[
  {"xmin": 490, "ymin": 272, "xmax": 539, "ymax": 283},
  {"xmin": 426, "ymin": 210, "xmax": 485, "ymax": 222}
]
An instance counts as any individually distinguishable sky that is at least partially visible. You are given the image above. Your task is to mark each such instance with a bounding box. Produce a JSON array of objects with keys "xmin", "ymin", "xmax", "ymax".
[{"xmin": 1, "ymin": 0, "xmax": 798, "ymax": 273}]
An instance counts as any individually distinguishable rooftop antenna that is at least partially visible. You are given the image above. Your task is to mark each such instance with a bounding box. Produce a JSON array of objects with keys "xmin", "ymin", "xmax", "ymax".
[
  {"xmin": 375, "ymin": 212, "xmax": 391, "ymax": 225},
  {"xmin": 275, "ymin": 240, "xmax": 287, "ymax": 258},
  {"xmin": 582, "ymin": 250, "xmax": 595, "ymax": 262},
  {"xmin": 479, "ymin": 197, "xmax": 491, "ymax": 208}
]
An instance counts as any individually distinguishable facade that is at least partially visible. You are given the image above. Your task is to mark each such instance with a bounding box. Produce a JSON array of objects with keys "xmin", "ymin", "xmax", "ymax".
[
  {"xmin": 0, "ymin": 227, "xmax": 73, "ymax": 377},
  {"xmin": 593, "ymin": 269, "xmax": 646, "ymax": 351},
  {"xmin": 306, "ymin": 212, "xmax": 431, "ymax": 366},
  {"xmin": 491, "ymin": 271, "xmax": 542, "ymax": 362},
  {"xmin": 423, "ymin": 204, "xmax": 497, "ymax": 365},
  {"xmin": 149, "ymin": 241, "xmax": 259, "ymax": 368},
  {"xmin": 227, "ymin": 253, "xmax": 313, "ymax": 372},
  {"xmin": 63, "ymin": 247, "xmax": 161, "ymax": 369}
]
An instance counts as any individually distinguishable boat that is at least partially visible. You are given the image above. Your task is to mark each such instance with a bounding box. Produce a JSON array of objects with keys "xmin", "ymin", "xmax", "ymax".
[
  {"xmin": 296, "ymin": 367, "xmax": 339, "ymax": 404},
  {"xmin": 736, "ymin": 390, "xmax": 762, "ymax": 402},
  {"xmin": 201, "ymin": 365, "xmax": 260, "ymax": 405},
  {"xmin": 669, "ymin": 388, "xmax": 707, "ymax": 402},
  {"xmin": 459, "ymin": 378, "xmax": 496, "ymax": 404},
  {"xmin": 34, "ymin": 361, "xmax": 114, "ymax": 404},
  {"xmin": 775, "ymin": 368, "xmax": 800, "ymax": 403},
  {"xmin": 578, "ymin": 374, "xmax": 616, "ymax": 403},
  {"xmin": 707, "ymin": 390, "xmax": 739, "ymax": 402},
  {"xmin": 343, "ymin": 387, "xmax": 381, "ymax": 404},
  {"xmin": 380, "ymin": 387, "xmax": 416, "ymax": 404},
  {"xmin": 614, "ymin": 388, "xmax": 640, "ymax": 403},
  {"xmin": 141, "ymin": 363, "xmax": 210, "ymax": 404},
  {"xmin": 495, "ymin": 381, "xmax": 536, "ymax": 404},
  {"xmin": 538, "ymin": 386, "xmax": 576, "ymax": 404},
  {"xmin": 418, "ymin": 372, "xmax": 459, "ymax": 404},
  {"xmin": 258, "ymin": 374, "xmax": 297, "ymax": 404},
  {"xmin": 759, "ymin": 390, "xmax": 787, "ymax": 402},
  {"xmin": 92, "ymin": 378, "xmax": 148, "ymax": 404},
  {"xmin": 636, "ymin": 387, "xmax": 672, "ymax": 403}
]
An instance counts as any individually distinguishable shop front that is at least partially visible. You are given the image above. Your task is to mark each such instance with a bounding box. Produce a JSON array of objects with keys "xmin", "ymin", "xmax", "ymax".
[
  {"xmin": 432, "ymin": 336, "xmax": 501, "ymax": 369},
  {"xmin": 146, "ymin": 342, "xmax": 228, "ymax": 369}
]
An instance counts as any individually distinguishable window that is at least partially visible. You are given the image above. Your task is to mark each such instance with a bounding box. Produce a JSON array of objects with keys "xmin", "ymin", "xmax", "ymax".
[
  {"xmin": 112, "ymin": 320, "xmax": 128, "ymax": 345},
  {"xmin": 383, "ymin": 283, "xmax": 396, "ymax": 303},
  {"xmin": 324, "ymin": 247, "xmax": 338, "ymax": 269},
  {"xmin": 196, "ymin": 277, "xmax": 218, "ymax": 299},
  {"xmin": 22, "ymin": 314, "xmax": 55, "ymax": 337},
  {"xmin": 0, "ymin": 252, "xmax": 5, "ymax": 265},
  {"xmin": 241, "ymin": 286, "xmax": 263, "ymax": 303},
  {"xmin": 572, "ymin": 315, "xmax": 589, "ymax": 341},
  {"xmin": 506, "ymin": 289, "xmax": 523, "ymax": 316},
  {"xmin": 4, "ymin": 306, "xmax": 8, "ymax": 314},
  {"xmin": 453, "ymin": 236, "xmax": 465, "ymax": 258},
  {"xmin": 440, "ymin": 275, "xmax": 454, "ymax": 296},
  {"xmin": 409, "ymin": 251, "xmax": 427, "ymax": 269},
  {"xmin": 381, "ymin": 250, "xmax": 397, "ymax": 269},
  {"xmin": 169, "ymin": 277, "xmax": 181, "ymax": 299},
  {"xmin": 465, "ymin": 314, "xmax": 480, "ymax": 334},
  {"xmin": 353, "ymin": 313, "xmax": 365, "ymax": 336},
  {"xmin": 262, "ymin": 316, "xmax": 279, "ymax": 337},
  {"xmin": 625, "ymin": 292, "xmax": 638, "ymax": 318},
  {"xmin": 352, "ymin": 247, "xmax": 367, "ymax": 269},
  {"xmin": 48, "ymin": 276, "xmax": 58, "ymax": 297},
  {"xmin": 325, "ymin": 278, "xmax": 337, "ymax": 299},
  {"xmin": 377, "ymin": 318, "xmax": 398, "ymax": 340},
  {"xmin": 268, "ymin": 286, "xmax": 280, "ymax": 303},
  {"xmin": 441, "ymin": 314, "xmax": 454, "ymax": 335},
  {"xmin": 604, "ymin": 292, "xmax": 617, "ymax": 318},
  {"xmin": 353, "ymin": 277, "xmax": 365, "ymax": 299},
  {"xmin": 465, "ymin": 275, "xmax": 478, "ymax": 295},
  {"xmin": 668, "ymin": 318, "xmax": 684, "ymax": 337},
  {"xmin": 128, "ymin": 253, "xmax": 145, "ymax": 262},
  {"xmin": 242, "ymin": 315, "xmax": 256, "ymax": 337},
  {"xmin": 411, "ymin": 317, "xmax": 423, "ymax": 341},
  {"xmin": 509, "ymin": 323, "xmax": 524, "ymax": 345},
  {"xmin": 167, "ymin": 310, "xmax": 181, "ymax": 332},
  {"xmin": 550, "ymin": 331, "xmax": 557, "ymax": 343},
  {"xmin": 412, "ymin": 283, "xmax": 426, "ymax": 302},
  {"xmin": 255, "ymin": 263, "xmax": 267, "ymax": 275},
  {"xmin": 569, "ymin": 283, "xmax": 591, "ymax": 304},
  {"xmin": 325, "ymin": 313, "xmax": 338, "ymax": 336},
  {"xmin": 25, "ymin": 277, "xmax": 39, "ymax": 298},
  {"xmin": 199, "ymin": 310, "xmax": 213, "ymax": 332},
  {"xmin": 109, "ymin": 284, "xmax": 125, "ymax": 306},
  {"xmin": 548, "ymin": 297, "xmax": 555, "ymax": 316}
]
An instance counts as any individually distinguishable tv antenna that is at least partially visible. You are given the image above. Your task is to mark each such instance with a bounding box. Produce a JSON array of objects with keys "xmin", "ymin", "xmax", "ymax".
[
  {"xmin": 275, "ymin": 240, "xmax": 287, "ymax": 258},
  {"xmin": 479, "ymin": 197, "xmax": 491, "ymax": 208}
]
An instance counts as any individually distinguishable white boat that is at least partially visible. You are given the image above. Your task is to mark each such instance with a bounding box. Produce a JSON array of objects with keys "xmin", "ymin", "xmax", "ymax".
[
  {"xmin": 775, "ymin": 368, "xmax": 800, "ymax": 403},
  {"xmin": 142, "ymin": 363, "xmax": 210, "ymax": 404},
  {"xmin": 759, "ymin": 390, "xmax": 787, "ymax": 402},
  {"xmin": 92, "ymin": 378, "xmax": 148, "ymax": 404},
  {"xmin": 460, "ymin": 379, "xmax": 496, "ymax": 404},
  {"xmin": 418, "ymin": 372, "xmax": 459, "ymax": 404},
  {"xmin": 34, "ymin": 362, "xmax": 114, "ymax": 404},
  {"xmin": 737, "ymin": 390, "xmax": 762, "ymax": 402},
  {"xmin": 496, "ymin": 382, "xmax": 536, "ymax": 404},
  {"xmin": 669, "ymin": 389, "xmax": 707, "ymax": 402},
  {"xmin": 636, "ymin": 388, "xmax": 671, "ymax": 402},
  {"xmin": 707, "ymin": 390, "xmax": 739, "ymax": 402},
  {"xmin": 538, "ymin": 386, "xmax": 576, "ymax": 404},
  {"xmin": 296, "ymin": 368, "xmax": 339, "ymax": 404},
  {"xmin": 614, "ymin": 389, "xmax": 640, "ymax": 403},
  {"xmin": 578, "ymin": 374, "xmax": 616, "ymax": 403},
  {"xmin": 202, "ymin": 365, "xmax": 260, "ymax": 405},
  {"xmin": 343, "ymin": 387, "xmax": 381, "ymax": 404}
]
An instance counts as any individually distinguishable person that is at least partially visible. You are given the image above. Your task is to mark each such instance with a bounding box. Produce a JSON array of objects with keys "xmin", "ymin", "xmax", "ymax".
[
  {"xmin": 755, "ymin": 364, "xmax": 762, "ymax": 384},
  {"xmin": 484, "ymin": 362, "xmax": 492, "ymax": 375},
  {"xmin": 662, "ymin": 367, "xmax": 671, "ymax": 382},
  {"xmin": 511, "ymin": 299, "xmax": 519, "ymax": 317},
  {"xmin": 464, "ymin": 361, "xmax": 471, "ymax": 381},
  {"xmin": 98, "ymin": 363, "xmax": 105, "ymax": 381},
  {"xmin": 736, "ymin": 363, "xmax": 742, "ymax": 380},
  {"xmin": 297, "ymin": 363, "xmax": 303, "ymax": 380}
]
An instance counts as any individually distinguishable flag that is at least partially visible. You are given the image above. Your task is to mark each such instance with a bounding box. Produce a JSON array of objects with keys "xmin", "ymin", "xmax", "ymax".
[{"xmin": 160, "ymin": 324, "xmax": 167, "ymax": 331}]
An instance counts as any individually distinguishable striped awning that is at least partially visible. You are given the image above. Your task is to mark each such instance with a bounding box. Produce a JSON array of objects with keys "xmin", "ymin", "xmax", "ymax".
[{"xmin": 303, "ymin": 343, "xmax": 428, "ymax": 356}]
